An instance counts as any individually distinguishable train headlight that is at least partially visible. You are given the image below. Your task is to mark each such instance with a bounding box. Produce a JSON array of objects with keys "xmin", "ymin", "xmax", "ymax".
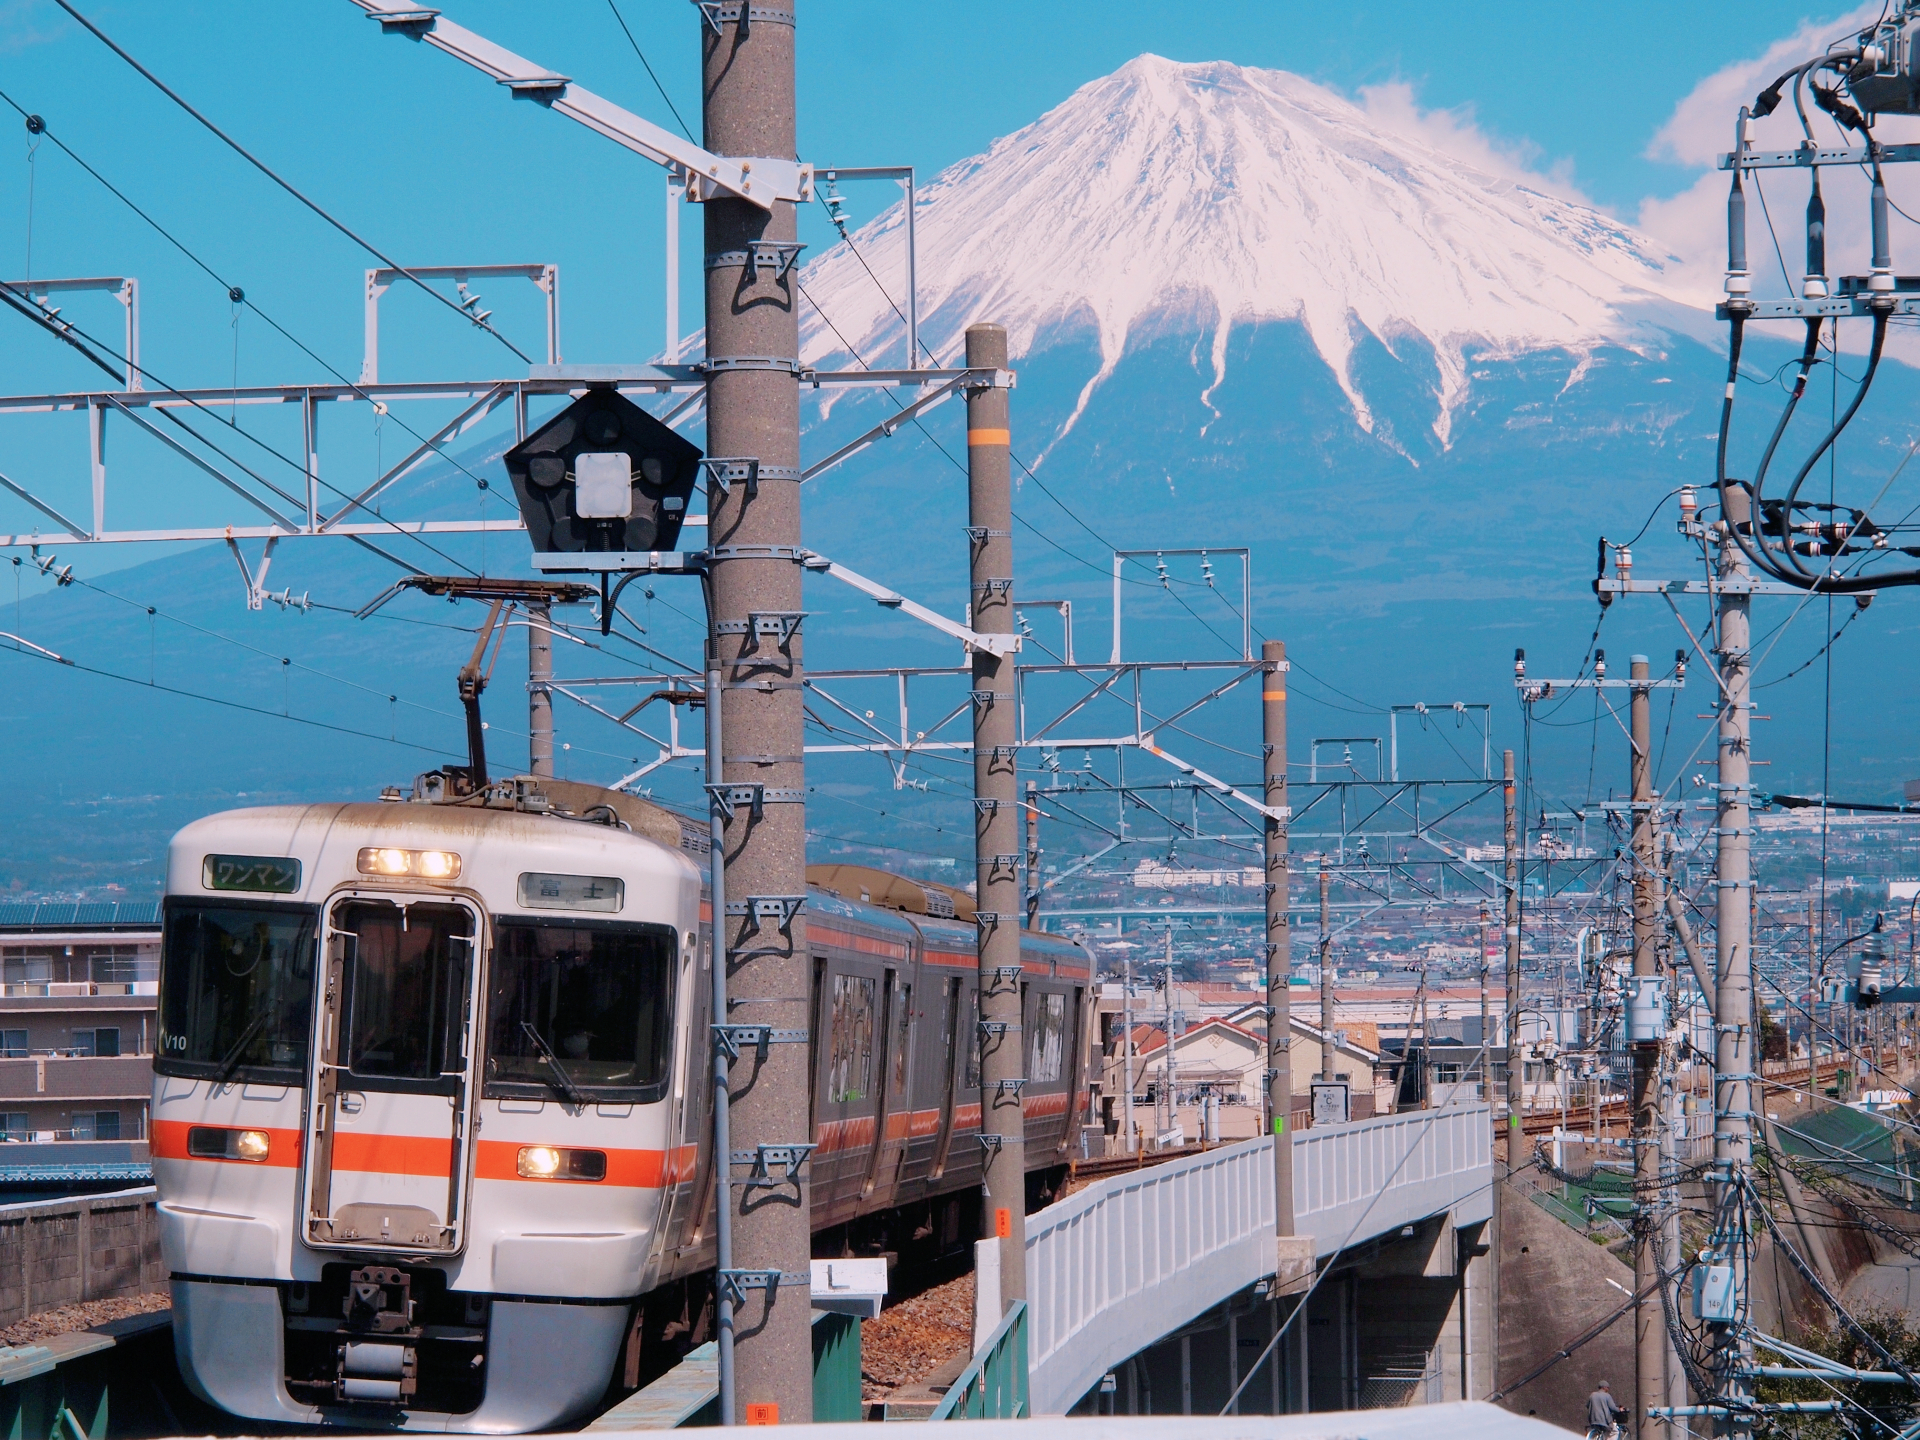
[
  {"xmin": 187, "ymin": 1126, "xmax": 271, "ymax": 1162},
  {"xmin": 356, "ymin": 847, "xmax": 462, "ymax": 880},
  {"xmin": 413, "ymin": 849, "xmax": 461, "ymax": 879},
  {"xmin": 516, "ymin": 1146, "xmax": 607, "ymax": 1181}
]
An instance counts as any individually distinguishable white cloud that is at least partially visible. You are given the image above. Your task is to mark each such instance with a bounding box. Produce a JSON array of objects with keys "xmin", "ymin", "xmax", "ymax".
[
  {"xmin": 1635, "ymin": 4, "xmax": 1920, "ymax": 355},
  {"xmin": 1647, "ymin": 5, "xmax": 1887, "ymax": 168},
  {"xmin": 1356, "ymin": 80, "xmax": 1591, "ymax": 205}
]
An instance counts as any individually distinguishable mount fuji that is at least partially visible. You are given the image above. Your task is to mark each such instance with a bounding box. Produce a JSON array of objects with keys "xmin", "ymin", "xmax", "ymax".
[
  {"xmin": 5, "ymin": 52, "xmax": 1919, "ymax": 896},
  {"xmin": 793, "ymin": 55, "xmax": 1920, "ymax": 802}
]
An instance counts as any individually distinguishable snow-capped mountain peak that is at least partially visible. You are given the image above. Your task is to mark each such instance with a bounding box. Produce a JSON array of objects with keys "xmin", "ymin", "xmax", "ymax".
[{"xmin": 798, "ymin": 55, "xmax": 1707, "ymax": 447}]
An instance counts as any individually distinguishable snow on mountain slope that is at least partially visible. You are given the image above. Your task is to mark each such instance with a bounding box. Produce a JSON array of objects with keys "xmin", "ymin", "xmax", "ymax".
[{"xmin": 797, "ymin": 55, "xmax": 1710, "ymax": 448}]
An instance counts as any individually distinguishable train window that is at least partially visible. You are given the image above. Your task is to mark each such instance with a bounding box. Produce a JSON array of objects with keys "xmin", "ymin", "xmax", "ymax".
[
  {"xmin": 1029, "ymin": 992, "xmax": 1066, "ymax": 1083},
  {"xmin": 826, "ymin": 975, "xmax": 875, "ymax": 1103},
  {"xmin": 336, "ymin": 902, "xmax": 471, "ymax": 1091},
  {"xmin": 485, "ymin": 920, "xmax": 675, "ymax": 1103},
  {"xmin": 156, "ymin": 900, "xmax": 317, "ymax": 1084},
  {"xmin": 890, "ymin": 978, "xmax": 911, "ymax": 1094}
]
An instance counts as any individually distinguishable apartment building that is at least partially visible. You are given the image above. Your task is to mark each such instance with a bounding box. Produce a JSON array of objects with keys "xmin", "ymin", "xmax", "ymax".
[{"xmin": 0, "ymin": 902, "xmax": 159, "ymax": 1143}]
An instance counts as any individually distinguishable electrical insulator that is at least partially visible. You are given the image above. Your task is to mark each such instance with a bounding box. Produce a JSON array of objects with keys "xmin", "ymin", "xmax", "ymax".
[
  {"xmin": 1804, "ymin": 171, "xmax": 1829, "ymax": 299},
  {"xmin": 1674, "ymin": 647, "xmax": 1688, "ymax": 683},
  {"xmin": 1513, "ymin": 648, "xmax": 1526, "ymax": 680},
  {"xmin": 1725, "ymin": 118, "xmax": 1751, "ymax": 299},
  {"xmin": 1678, "ymin": 485, "xmax": 1697, "ymax": 530},
  {"xmin": 1615, "ymin": 546, "xmax": 1632, "ymax": 581},
  {"xmin": 1594, "ymin": 648, "xmax": 1607, "ymax": 680},
  {"xmin": 1859, "ymin": 925, "xmax": 1888, "ymax": 1005},
  {"xmin": 1872, "ymin": 167, "xmax": 1894, "ymax": 292}
]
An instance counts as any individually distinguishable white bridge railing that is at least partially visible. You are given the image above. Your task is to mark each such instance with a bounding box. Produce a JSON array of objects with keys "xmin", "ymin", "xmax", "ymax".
[{"xmin": 1024, "ymin": 1104, "xmax": 1492, "ymax": 1415}]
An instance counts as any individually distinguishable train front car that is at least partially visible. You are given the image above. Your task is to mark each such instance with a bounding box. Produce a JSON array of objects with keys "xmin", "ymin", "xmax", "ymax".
[{"xmin": 154, "ymin": 787, "xmax": 704, "ymax": 1432}]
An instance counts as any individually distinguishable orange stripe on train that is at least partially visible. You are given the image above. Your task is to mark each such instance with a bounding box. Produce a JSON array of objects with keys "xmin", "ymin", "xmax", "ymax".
[
  {"xmin": 151, "ymin": 1119, "xmax": 303, "ymax": 1168},
  {"xmin": 473, "ymin": 1140, "xmax": 694, "ymax": 1188}
]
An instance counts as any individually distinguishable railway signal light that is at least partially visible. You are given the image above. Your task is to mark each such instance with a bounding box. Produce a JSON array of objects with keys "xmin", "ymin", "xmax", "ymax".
[{"xmin": 504, "ymin": 388, "xmax": 702, "ymax": 558}]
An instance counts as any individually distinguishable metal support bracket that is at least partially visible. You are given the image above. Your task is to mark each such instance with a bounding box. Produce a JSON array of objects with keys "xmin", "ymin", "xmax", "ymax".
[
  {"xmin": 976, "ymin": 1133, "xmax": 1004, "ymax": 1153},
  {"xmin": 970, "ymin": 689, "xmax": 999, "ymax": 712},
  {"xmin": 706, "ymin": 783, "xmax": 804, "ymax": 822},
  {"xmin": 725, "ymin": 895, "xmax": 806, "ymax": 933},
  {"xmin": 990, "ymin": 1078, "xmax": 1028, "ymax": 1094},
  {"xmin": 728, "ymin": 1142, "xmax": 816, "ymax": 1189},
  {"xmin": 974, "ymin": 911, "xmax": 1009, "ymax": 929},
  {"xmin": 350, "ymin": 2, "xmax": 809, "ymax": 209},
  {"xmin": 972, "ymin": 797, "xmax": 1006, "ymax": 814},
  {"xmin": 966, "ymin": 526, "xmax": 1012, "ymax": 545},
  {"xmin": 747, "ymin": 241, "xmax": 806, "ymax": 279},
  {"xmin": 985, "ymin": 853, "xmax": 1020, "ymax": 882},
  {"xmin": 714, "ymin": 611, "xmax": 805, "ymax": 653},
  {"xmin": 972, "ymin": 578, "xmax": 1013, "ymax": 601},
  {"xmin": 698, "ymin": 457, "xmax": 798, "ymax": 497},
  {"xmin": 708, "ymin": 544, "xmax": 808, "ymax": 563},
  {"xmin": 711, "ymin": 1024, "xmax": 808, "ymax": 1062},
  {"xmin": 716, "ymin": 1268, "xmax": 811, "ymax": 1308},
  {"xmin": 700, "ymin": 355, "xmax": 804, "ymax": 375},
  {"xmin": 978, "ymin": 1020, "xmax": 1020, "ymax": 1039},
  {"xmin": 799, "ymin": 551, "xmax": 1020, "ymax": 655},
  {"xmin": 987, "ymin": 965, "xmax": 1024, "ymax": 984}
]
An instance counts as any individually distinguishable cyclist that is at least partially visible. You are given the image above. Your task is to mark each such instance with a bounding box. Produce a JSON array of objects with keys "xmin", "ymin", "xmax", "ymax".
[{"xmin": 1587, "ymin": 1380, "xmax": 1627, "ymax": 1440}]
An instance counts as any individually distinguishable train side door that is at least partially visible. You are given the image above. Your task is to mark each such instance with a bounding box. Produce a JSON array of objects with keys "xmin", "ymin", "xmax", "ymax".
[
  {"xmin": 927, "ymin": 977, "xmax": 964, "ymax": 1182},
  {"xmin": 304, "ymin": 895, "xmax": 479, "ymax": 1255},
  {"xmin": 820, "ymin": 967, "xmax": 878, "ymax": 1220},
  {"xmin": 860, "ymin": 969, "xmax": 912, "ymax": 1203}
]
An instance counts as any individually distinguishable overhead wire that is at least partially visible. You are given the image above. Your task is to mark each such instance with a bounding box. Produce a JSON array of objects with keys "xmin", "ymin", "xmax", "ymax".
[
  {"xmin": 0, "ymin": 91, "xmax": 518, "ymax": 549},
  {"xmin": 51, "ymin": 0, "xmax": 530, "ymax": 363},
  {"xmin": 604, "ymin": 1, "xmax": 696, "ymax": 143}
]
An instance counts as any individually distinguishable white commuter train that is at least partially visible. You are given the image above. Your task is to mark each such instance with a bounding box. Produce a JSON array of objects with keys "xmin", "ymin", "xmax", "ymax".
[{"xmin": 155, "ymin": 774, "xmax": 1094, "ymax": 1432}]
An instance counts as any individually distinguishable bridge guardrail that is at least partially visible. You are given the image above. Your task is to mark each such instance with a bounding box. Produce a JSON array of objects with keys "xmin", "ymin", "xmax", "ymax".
[
  {"xmin": 930, "ymin": 1300, "xmax": 1028, "ymax": 1421},
  {"xmin": 1025, "ymin": 1104, "xmax": 1492, "ymax": 1415}
]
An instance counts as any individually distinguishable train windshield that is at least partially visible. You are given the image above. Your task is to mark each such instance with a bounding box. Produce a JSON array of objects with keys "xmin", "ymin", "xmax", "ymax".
[
  {"xmin": 484, "ymin": 919, "xmax": 676, "ymax": 1104},
  {"xmin": 157, "ymin": 900, "xmax": 317, "ymax": 1084},
  {"xmin": 336, "ymin": 900, "xmax": 472, "ymax": 1092}
]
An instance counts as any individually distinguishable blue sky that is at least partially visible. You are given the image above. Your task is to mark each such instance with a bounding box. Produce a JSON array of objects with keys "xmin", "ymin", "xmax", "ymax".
[
  {"xmin": 0, "ymin": 0, "xmax": 1894, "ymax": 584},
  {"xmin": 0, "ymin": 1, "xmax": 1874, "ymax": 401}
]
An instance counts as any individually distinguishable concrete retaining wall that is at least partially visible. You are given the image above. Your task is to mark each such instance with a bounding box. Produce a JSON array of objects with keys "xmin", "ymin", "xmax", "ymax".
[{"xmin": 0, "ymin": 1185, "xmax": 161, "ymax": 1324}]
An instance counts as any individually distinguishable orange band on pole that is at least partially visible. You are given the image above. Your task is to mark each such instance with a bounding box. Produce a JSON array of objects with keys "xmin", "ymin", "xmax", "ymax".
[
  {"xmin": 967, "ymin": 428, "xmax": 1010, "ymax": 446},
  {"xmin": 1262, "ymin": 689, "xmax": 1287, "ymax": 701}
]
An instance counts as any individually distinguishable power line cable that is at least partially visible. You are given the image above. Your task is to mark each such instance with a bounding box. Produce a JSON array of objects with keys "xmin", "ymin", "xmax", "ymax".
[
  {"xmin": 0, "ymin": 274, "xmax": 453, "ymax": 575},
  {"xmin": 604, "ymin": 1, "xmax": 696, "ymax": 142},
  {"xmin": 50, "ymin": 0, "xmax": 531, "ymax": 363},
  {"xmin": 0, "ymin": 92, "xmax": 518, "ymax": 533}
]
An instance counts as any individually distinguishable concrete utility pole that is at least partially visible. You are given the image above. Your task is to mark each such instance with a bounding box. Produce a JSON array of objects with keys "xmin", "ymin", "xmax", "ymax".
[
  {"xmin": 1262, "ymin": 640, "xmax": 1294, "ymax": 1233},
  {"xmin": 1025, "ymin": 779, "xmax": 1042, "ymax": 930},
  {"xmin": 1504, "ymin": 750, "xmax": 1522, "ymax": 1136},
  {"xmin": 967, "ymin": 321, "xmax": 1025, "ymax": 1313},
  {"xmin": 1161, "ymin": 929, "xmax": 1177, "ymax": 1134},
  {"xmin": 701, "ymin": 3, "xmax": 811, "ymax": 1421},
  {"xmin": 1318, "ymin": 868, "xmax": 1335, "ymax": 1085},
  {"xmin": 1492, "ymin": 747, "xmax": 1520, "ymax": 1398},
  {"xmin": 1712, "ymin": 487, "xmax": 1757, "ymax": 1440},
  {"xmin": 1808, "ymin": 900, "xmax": 1818, "ymax": 1099},
  {"xmin": 527, "ymin": 599, "xmax": 553, "ymax": 777},
  {"xmin": 1629, "ymin": 656, "xmax": 1662, "ymax": 1439},
  {"xmin": 1479, "ymin": 906, "xmax": 1491, "ymax": 1104},
  {"xmin": 1122, "ymin": 953, "xmax": 1136, "ymax": 1155}
]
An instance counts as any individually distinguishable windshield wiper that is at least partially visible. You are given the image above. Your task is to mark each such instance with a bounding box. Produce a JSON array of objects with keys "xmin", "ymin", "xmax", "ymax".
[
  {"xmin": 519, "ymin": 1021, "xmax": 589, "ymax": 1106},
  {"xmin": 213, "ymin": 1014, "xmax": 268, "ymax": 1084}
]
